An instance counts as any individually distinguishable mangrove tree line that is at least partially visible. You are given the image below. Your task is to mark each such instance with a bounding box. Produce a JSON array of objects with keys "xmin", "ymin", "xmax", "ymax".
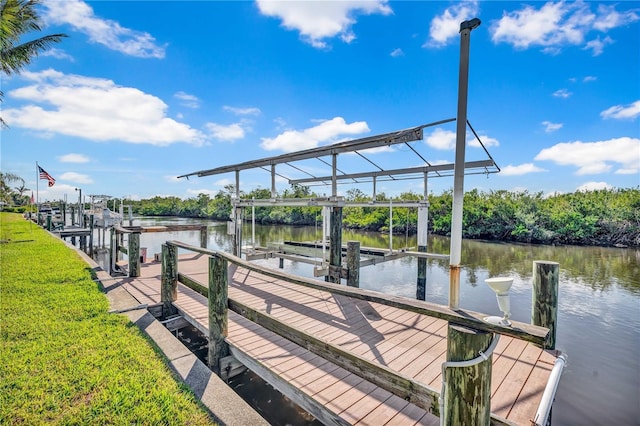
[{"xmin": 128, "ymin": 186, "xmax": 640, "ymax": 248}]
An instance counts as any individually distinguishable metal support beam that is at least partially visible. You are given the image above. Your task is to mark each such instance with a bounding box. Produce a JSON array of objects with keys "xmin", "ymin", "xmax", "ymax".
[
  {"xmin": 289, "ymin": 160, "xmax": 495, "ymax": 185},
  {"xmin": 271, "ymin": 164, "xmax": 276, "ymax": 197},
  {"xmin": 449, "ymin": 18, "xmax": 480, "ymax": 310}
]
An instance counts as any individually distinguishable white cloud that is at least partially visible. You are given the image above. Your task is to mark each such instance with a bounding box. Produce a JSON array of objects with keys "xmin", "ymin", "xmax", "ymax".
[
  {"xmin": 553, "ymin": 88, "xmax": 572, "ymax": 99},
  {"xmin": 174, "ymin": 91, "xmax": 200, "ymax": 109},
  {"xmin": 4, "ymin": 69, "xmax": 204, "ymax": 146},
  {"xmin": 256, "ymin": 0, "xmax": 392, "ymax": 48},
  {"xmin": 600, "ymin": 100, "xmax": 640, "ymax": 120},
  {"xmin": 592, "ymin": 4, "xmax": 640, "ymax": 31},
  {"xmin": 165, "ymin": 175, "xmax": 182, "ymax": 183},
  {"xmin": 542, "ymin": 121, "xmax": 563, "ymax": 133},
  {"xmin": 490, "ymin": 1, "xmax": 638, "ymax": 55},
  {"xmin": 583, "ymin": 35, "xmax": 613, "ymax": 56},
  {"xmin": 500, "ymin": 163, "xmax": 547, "ymax": 176},
  {"xmin": 58, "ymin": 153, "xmax": 90, "ymax": 163},
  {"xmin": 576, "ymin": 181, "xmax": 613, "ymax": 192},
  {"xmin": 223, "ymin": 106, "xmax": 261, "ymax": 116},
  {"xmin": 43, "ymin": 0, "xmax": 166, "ymax": 58},
  {"xmin": 425, "ymin": 1, "xmax": 478, "ymax": 47},
  {"xmin": 583, "ymin": 76, "xmax": 597, "ymax": 82},
  {"xmin": 41, "ymin": 48, "xmax": 74, "ymax": 61},
  {"xmin": 425, "ymin": 128, "xmax": 498, "ymax": 150},
  {"xmin": 535, "ymin": 137, "xmax": 640, "ymax": 175},
  {"xmin": 273, "ymin": 117, "xmax": 287, "ymax": 130},
  {"xmin": 58, "ymin": 172, "xmax": 93, "ymax": 184},
  {"xmin": 425, "ymin": 128, "xmax": 456, "ymax": 150},
  {"xmin": 348, "ymin": 146, "xmax": 395, "ymax": 155},
  {"xmin": 260, "ymin": 117, "xmax": 369, "ymax": 152},
  {"xmin": 205, "ymin": 122, "xmax": 246, "ymax": 142},
  {"xmin": 390, "ymin": 48, "xmax": 404, "ymax": 57},
  {"xmin": 468, "ymin": 134, "xmax": 499, "ymax": 148}
]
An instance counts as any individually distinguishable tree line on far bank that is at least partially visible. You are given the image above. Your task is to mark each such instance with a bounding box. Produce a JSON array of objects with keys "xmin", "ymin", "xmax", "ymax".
[{"xmin": 129, "ymin": 185, "xmax": 639, "ymax": 248}]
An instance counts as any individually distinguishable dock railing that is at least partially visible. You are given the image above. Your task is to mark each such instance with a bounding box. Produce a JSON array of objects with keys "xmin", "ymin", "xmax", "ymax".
[
  {"xmin": 111, "ymin": 224, "xmax": 208, "ymax": 277},
  {"xmin": 162, "ymin": 240, "xmax": 552, "ymax": 423}
]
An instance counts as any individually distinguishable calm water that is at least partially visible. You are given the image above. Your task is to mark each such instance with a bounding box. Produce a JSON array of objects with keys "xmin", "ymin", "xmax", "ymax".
[{"xmin": 124, "ymin": 217, "xmax": 640, "ymax": 425}]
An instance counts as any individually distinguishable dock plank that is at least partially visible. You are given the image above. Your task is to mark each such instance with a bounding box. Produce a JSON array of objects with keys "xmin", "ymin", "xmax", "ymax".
[{"xmin": 129, "ymin": 254, "xmax": 558, "ymax": 425}]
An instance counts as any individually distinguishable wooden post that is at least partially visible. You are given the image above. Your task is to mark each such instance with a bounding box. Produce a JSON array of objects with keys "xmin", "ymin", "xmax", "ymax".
[
  {"xmin": 208, "ymin": 255, "xmax": 229, "ymax": 373},
  {"xmin": 444, "ymin": 324, "xmax": 492, "ymax": 425},
  {"xmin": 532, "ymin": 261, "xmax": 559, "ymax": 350},
  {"xmin": 328, "ymin": 206, "xmax": 343, "ymax": 283},
  {"xmin": 200, "ymin": 225, "xmax": 208, "ymax": 248},
  {"xmin": 46, "ymin": 214, "xmax": 52, "ymax": 231},
  {"xmin": 161, "ymin": 243, "xmax": 178, "ymax": 317},
  {"xmin": 128, "ymin": 232, "xmax": 140, "ymax": 277},
  {"xmin": 346, "ymin": 241, "xmax": 360, "ymax": 288},
  {"xmin": 279, "ymin": 257, "xmax": 284, "ymax": 269}
]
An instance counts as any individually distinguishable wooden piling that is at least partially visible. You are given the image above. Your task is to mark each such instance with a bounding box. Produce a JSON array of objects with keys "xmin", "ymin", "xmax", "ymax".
[
  {"xmin": 279, "ymin": 257, "xmax": 284, "ymax": 269},
  {"xmin": 161, "ymin": 243, "xmax": 178, "ymax": 317},
  {"xmin": 417, "ymin": 246, "xmax": 427, "ymax": 300},
  {"xmin": 46, "ymin": 214, "xmax": 52, "ymax": 231},
  {"xmin": 128, "ymin": 232, "xmax": 141, "ymax": 277},
  {"xmin": 346, "ymin": 241, "xmax": 360, "ymax": 288},
  {"xmin": 200, "ymin": 225, "xmax": 208, "ymax": 248},
  {"xmin": 208, "ymin": 255, "xmax": 229, "ymax": 372},
  {"xmin": 444, "ymin": 324, "xmax": 492, "ymax": 425},
  {"xmin": 532, "ymin": 261, "xmax": 559, "ymax": 350},
  {"xmin": 328, "ymin": 207, "xmax": 343, "ymax": 283}
]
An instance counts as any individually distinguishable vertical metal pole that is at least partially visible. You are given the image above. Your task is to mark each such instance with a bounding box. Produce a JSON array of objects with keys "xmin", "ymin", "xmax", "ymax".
[
  {"xmin": 449, "ymin": 18, "xmax": 481, "ymax": 310},
  {"xmin": 252, "ymin": 199, "xmax": 256, "ymax": 250},
  {"xmin": 331, "ymin": 153, "xmax": 338, "ymax": 198},
  {"xmin": 271, "ymin": 164, "xmax": 276, "ymax": 198},
  {"xmin": 389, "ymin": 200, "xmax": 393, "ymax": 253},
  {"xmin": 234, "ymin": 170, "xmax": 242, "ymax": 257},
  {"xmin": 78, "ymin": 189, "xmax": 82, "ymax": 228},
  {"xmin": 417, "ymin": 174, "xmax": 429, "ymax": 301},
  {"xmin": 372, "ymin": 176, "xmax": 377, "ymax": 200},
  {"xmin": 322, "ymin": 206, "xmax": 329, "ymax": 263}
]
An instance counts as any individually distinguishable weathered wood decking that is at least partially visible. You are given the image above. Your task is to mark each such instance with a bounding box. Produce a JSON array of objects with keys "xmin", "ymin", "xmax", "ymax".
[{"xmin": 121, "ymin": 254, "xmax": 558, "ymax": 425}]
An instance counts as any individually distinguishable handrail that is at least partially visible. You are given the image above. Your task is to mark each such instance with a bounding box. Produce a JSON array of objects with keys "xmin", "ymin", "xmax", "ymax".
[
  {"xmin": 167, "ymin": 240, "xmax": 549, "ymax": 346},
  {"xmin": 533, "ymin": 354, "xmax": 568, "ymax": 426}
]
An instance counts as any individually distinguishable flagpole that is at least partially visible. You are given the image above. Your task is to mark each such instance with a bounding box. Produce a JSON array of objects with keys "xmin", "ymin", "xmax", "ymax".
[{"xmin": 36, "ymin": 161, "xmax": 39, "ymax": 217}]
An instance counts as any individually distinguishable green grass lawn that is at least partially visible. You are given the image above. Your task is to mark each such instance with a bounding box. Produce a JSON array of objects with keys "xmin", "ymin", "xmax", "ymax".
[{"xmin": 0, "ymin": 213, "xmax": 215, "ymax": 425}]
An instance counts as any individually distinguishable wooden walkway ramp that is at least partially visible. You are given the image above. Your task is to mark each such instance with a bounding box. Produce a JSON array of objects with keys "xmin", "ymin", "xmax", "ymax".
[{"xmin": 121, "ymin": 253, "xmax": 558, "ymax": 426}]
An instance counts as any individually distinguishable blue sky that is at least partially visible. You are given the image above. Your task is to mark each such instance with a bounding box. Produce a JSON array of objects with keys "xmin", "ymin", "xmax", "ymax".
[{"xmin": 2, "ymin": 0, "xmax": 639, "ymax": 202}]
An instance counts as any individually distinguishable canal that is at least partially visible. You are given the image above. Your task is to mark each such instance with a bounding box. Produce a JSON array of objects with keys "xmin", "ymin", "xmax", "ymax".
[{"xmin": 116, "ymin": 216, "xmax": 639, "ymax": 425}]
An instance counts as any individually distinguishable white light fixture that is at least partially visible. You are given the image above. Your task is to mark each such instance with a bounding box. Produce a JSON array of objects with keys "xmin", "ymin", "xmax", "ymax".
[{"xmin": 484, "ymin": 277, "xmax": 513, "ymax": 326}]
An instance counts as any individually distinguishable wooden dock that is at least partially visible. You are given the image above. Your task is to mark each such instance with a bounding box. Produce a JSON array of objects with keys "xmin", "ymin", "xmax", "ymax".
[{"xmin": 117, "ymin": 250, "xmax": 560, "ymax": 426}]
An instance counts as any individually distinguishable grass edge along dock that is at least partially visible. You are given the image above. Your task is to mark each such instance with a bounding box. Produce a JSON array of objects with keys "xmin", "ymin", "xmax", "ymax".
[{"xmin": 0, "ymin": 212, "xmax": 215, "ymax": 425}]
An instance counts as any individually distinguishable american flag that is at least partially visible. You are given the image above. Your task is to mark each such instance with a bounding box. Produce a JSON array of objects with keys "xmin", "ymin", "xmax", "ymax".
[{"xmin": 38, "ymin": 166, "xmax": 56, "ymax": 187}]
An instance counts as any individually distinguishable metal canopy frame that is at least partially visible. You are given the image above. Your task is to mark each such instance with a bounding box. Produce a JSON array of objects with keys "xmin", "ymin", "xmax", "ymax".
[{"xmin": 177, "ymin": 117, "xmax": 500, "ymax": 200}]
